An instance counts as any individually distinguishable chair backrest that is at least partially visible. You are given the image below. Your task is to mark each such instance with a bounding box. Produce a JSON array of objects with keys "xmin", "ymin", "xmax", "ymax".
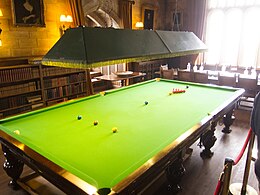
[
  {"xmin": 161, "ymin": 69, "xmax": 174, "ymax": 80},
  {"xmin": 194, "ymin": 71, "xmax": 209, "ymax": 84},
  {"xmin": 160, "ymin": 64, "xmax": 168, "ymax": 71},
  {"xmin": 237, "ymin": 75, "xmax": 257, "ymax": 89},
  {"xmin": 218, "ymin": 73, "xmax": 236, "ymax": 87},
  {"xmin": 237, "ymin": 75, "xmax": 257, "ymax": 98},
  {"xmin": 178, "ymin": 70, "xmax": 194, "ymax": 82}
]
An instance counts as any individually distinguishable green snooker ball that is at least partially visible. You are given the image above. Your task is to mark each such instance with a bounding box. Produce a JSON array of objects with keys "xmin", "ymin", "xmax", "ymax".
[{"xmin": 144, "ymin": 101, "xmax": 148, "ymax": 105}]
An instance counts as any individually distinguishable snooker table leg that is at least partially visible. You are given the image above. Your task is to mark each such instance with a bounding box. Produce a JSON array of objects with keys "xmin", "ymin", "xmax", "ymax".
[
  {"xmin": 165, "ymin": 158, "xmax": 186, "ymax": 193},
  {"xmin": 222, "ymin": 109, "xmax": 235, "ymax": 134},
  {"xmin": 1, "ymin": 144, "xmax": 24, "ymax": 190},
  {"xmin": 200, "ymin": 120, "xmax": 217, "ymax": 158}
]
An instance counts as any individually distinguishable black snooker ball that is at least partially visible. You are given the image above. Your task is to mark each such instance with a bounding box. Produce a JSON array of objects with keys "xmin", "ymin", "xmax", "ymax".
[
  {"xmin": 186, "ymin": 86, "xmax": 189, "ymax": 89},
  {"xmin": 77, "ymin": 115, "xmax": 82, "ymax": 120},
  {"xmin": 144, "ymin": 101, "xmax": 148, "ymax": 105}
]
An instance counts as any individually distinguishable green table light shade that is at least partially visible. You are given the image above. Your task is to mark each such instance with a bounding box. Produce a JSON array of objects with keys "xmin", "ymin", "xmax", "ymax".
[{"xmin": 42, "ymin": 26, "xmax": 207, "ymax": 69}]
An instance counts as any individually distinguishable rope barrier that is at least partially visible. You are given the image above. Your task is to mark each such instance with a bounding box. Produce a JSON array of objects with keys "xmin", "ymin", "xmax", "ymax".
[
  {"xmin": 213, "ymin": 128, "xmax": 253, "ymax": 195},
  {"xmin": 214, "ymin": 180, "xmax": 222, "ymax": 195},
  {"xmin": 233, "ymin": 128, "xmax": 252, "ymax": 165},
  {"xmin": 214, "ymin": 171, "xmax": 225, "ymax": 195}
]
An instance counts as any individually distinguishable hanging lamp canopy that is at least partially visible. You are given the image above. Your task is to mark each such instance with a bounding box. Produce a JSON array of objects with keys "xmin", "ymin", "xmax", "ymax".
[{"xmin": 42, "ymin": 26, "xmax": 207, "ymax": 69}]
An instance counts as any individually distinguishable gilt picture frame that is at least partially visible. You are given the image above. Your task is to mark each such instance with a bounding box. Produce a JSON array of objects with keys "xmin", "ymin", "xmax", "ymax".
[{"xmin": 12, "ymin": 0, "xmax": 45, "ymax": 27}]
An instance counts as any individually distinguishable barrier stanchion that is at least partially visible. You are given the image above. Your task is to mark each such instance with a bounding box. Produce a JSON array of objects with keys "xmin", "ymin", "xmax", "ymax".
[
  {"xmin": 214, "ymin": 128, "xmax": 258, "ymax": 195},
  {"xmin": 229, "ymin": 132, "xmax": 257, "ymax": 195},
  {"xmin": 222, "ymin": 158, "xmax": 234, "ymax": 195}
]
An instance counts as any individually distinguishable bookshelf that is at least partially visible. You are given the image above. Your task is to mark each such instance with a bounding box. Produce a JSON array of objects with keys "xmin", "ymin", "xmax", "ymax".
[
  {"xmin": 131, "ymin": 59, "xmax": 167, "ymax": 80},
  {"xmin": 41, "ymin": 65, "xmax": 89, "ymax": 106},
  {"xmin": 0, "ymin": 64, "xmax": 42, "ymax": 117},
  {"xmin": 0, "ymin": 59, "xmax": 94, "ymax": 118}
]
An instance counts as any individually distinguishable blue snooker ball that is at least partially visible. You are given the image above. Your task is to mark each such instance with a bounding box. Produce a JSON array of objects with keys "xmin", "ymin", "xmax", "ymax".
[{"xmin": 77, "ymin": 115, "xmax": 82, "ymax": 120}]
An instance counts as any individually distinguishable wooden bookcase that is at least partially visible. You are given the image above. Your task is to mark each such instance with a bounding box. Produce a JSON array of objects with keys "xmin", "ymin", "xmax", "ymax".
[
  {"xmin": 41, "ymin": 65, "xmax": 89, "ymax": 106},
  {"xmin": 131, "ymin": 59, "xmax": 167, "ymax": 80},
  {"xmin": 1, "ymin": 58, "xmax": 170, "ymax": 118},
  {"xmin": 0, "ymin": 64, "xmax": 42, "ymax": 117},
  {"xmin": 0, "ymin": 59, "xmax": 94, "ymax": 118}
]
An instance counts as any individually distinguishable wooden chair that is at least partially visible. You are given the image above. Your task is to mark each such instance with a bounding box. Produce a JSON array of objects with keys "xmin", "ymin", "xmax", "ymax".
[
  {"xmin": 178, "ymin": 70, "xmax": 194, "ymax": 82},
  {"xmin": 237, "ymin": 75, "xmax": 257, "ymax": 97},
  {"xmin": 161, "ymin": 69, "xmax": 174, "ymax": 80},
  {"xmin": 218, "ymin": 73, "xmax": 237, "ymax": 87},
  {"xmin": 194, "ymin": 71, "xmax": 209, "ymax": 84},
  {"xmin": 237, "ymin": 74, "xmax": 258, "ymax": 108}
]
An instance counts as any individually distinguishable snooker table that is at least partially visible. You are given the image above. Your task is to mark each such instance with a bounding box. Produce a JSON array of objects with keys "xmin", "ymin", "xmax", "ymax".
[{"xmin": 0, "ymin": 79, "xmax": 244, "ymax": 195}]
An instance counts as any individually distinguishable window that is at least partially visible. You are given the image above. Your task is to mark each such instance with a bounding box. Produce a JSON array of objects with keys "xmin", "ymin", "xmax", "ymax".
[{"xmin": 204, "ymin": 0, "xmax": 260, "ymax": 68}]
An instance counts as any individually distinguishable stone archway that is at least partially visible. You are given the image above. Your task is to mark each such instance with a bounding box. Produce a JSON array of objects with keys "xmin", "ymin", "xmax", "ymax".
[
  {"xmin": 80, "ymin": 0, "xmax": 126, "ymax": 75},
  {"xmin": 81, "ymin": 0, "xmax": 122, "ymax": 28}
]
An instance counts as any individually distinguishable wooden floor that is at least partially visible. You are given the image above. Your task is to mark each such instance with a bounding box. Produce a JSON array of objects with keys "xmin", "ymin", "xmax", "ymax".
[
  {"xmin": 155, "ymin": 108, "xmax": 258, "ymax": 195},
  {"xmin": 0, "ymin": 109, "xmax": 258, "ymax": 195}
]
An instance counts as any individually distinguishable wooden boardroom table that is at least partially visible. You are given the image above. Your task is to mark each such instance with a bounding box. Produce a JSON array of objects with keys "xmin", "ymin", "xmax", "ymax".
[{"xmin": 95, "ymin": 72, "xmax": 146, "ymax": 89}]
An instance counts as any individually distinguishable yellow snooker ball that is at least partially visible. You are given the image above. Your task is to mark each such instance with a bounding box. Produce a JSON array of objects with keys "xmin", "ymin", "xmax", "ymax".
[
  {"xmin": 14, "ymin": 130, "xmax": 20, "ymax": 135},
  {"xmin": 112, "ymin": 127, "xmax": 118, "ymax": 133},
  {"xmin": 99, "ymin": 91, "xmax": 106, "ymax": 96}
]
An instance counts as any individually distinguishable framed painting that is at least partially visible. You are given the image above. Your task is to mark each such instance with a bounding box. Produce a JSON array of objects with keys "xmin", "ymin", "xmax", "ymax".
[
  {"xmin": 12, "ymin": 0, "xmax": 45, "ymax": 27},
  {"xmin": 141, "ymin": 4, "xmax": 158, "ymax": 31}
]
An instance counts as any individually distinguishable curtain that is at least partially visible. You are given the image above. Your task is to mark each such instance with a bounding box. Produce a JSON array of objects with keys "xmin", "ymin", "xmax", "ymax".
[
  {"xmin": 186, "ymin": 0, "xmax": 207, "ymax": 39},
  {"xmin": 119, "ymin": 0, "xmax": 135, "ymax": 70},
  {"xmin": 185, "ymin": 0, "xmax": 207, "ymax": 65},
  {"xmin": 69, "ymin": 0, "xmax": 85, "ymax": 26},
  {"xmin": 119, "ymin": 0, "xmax": 135, "ymax": 29}
]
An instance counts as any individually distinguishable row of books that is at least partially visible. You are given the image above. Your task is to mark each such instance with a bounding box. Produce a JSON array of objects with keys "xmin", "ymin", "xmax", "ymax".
[
  {"xmin": 0, "ymin": 65, "xmax": 86, "ymax": 85},
  {"xmin": 0, "ymin": 82, "xmax": 37, "ymax": 97},
  {"xmin": 1, "ymin": 106, "xmax": 31, "ymax": 118},
  {"xmin": 133, "ymin": 63, "xmax": 161, "ymax": 80},
  {"xmin": 44, "ymin": 77, "xmax": 70, "ymax": 88},
  {"xmin": 68, "ymin": 72, "xmax": 85, "ymax": 83},
  {"xmin": 0, "ymin": 95, "xmax": 32, "ymax": 110},
  {"xmin": 43, "ymin": 73, "xmax": 86, "ymax": 88},
  {"xmin": 0, "ymin": 67, "xmax": 40, "ymax": 84},
  {"xmin": 42, "ymin": 66, "xmax": 84, "ymax": 77},
  {"xmin": 45, "ymin": 83, "xmax": 86, "ymax": 100},
  {"xmin": 136, "ymin": 63, "xmax": 160, "ymax": 71}
]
